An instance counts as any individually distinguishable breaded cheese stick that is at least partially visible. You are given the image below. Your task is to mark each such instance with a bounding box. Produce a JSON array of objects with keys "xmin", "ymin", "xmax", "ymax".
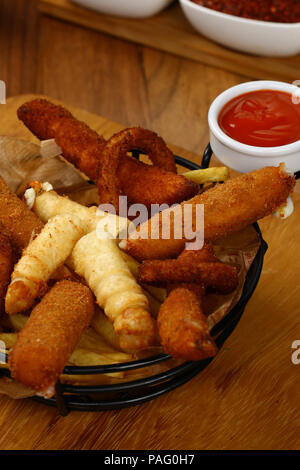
[
  {"xmin": 5, "ymin": 214, "xmax": 86, "ymax": 315},
  {"xmin": 9, "ymin": 280, "xmax": 94, "ymax": 398},
  {"xmin": 0, "ymin": 175, "xmax": 43, "ymax": 254},
  {"xmin": 120, "ymin": 164, "xmax": 295, "ymax": 260},
  {"xmin": 30, "ymin": 187, "xmax": 129, "ymax": 238},
  {"xmin": 158, "ymin": 284, "xmax": 218, "ymax": 361},
  {"xmin": 70, "ymin": 231, "xmax": 156, "ymax": 351},
  {"xmin": 0, "ymin": 233, "xmax": 13, "ymax": 312}
]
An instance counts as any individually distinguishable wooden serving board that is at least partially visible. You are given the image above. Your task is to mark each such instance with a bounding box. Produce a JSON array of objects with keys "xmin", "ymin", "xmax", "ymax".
[
  {"xmin": 0, "ymin": 95, "xmax": 299, "ymax": 450},
  {"xmin": 38, "ymin": 0, "xmax": 300, "ymax": 82}
]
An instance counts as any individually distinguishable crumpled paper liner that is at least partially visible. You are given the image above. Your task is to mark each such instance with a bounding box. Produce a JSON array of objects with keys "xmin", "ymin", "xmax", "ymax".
[
  {"xmin": 0, "ymin": 136, "xmax": 261, "ymax": 397},
  {"xmin": 205, "ymin": 226, "xmax": 260, "ymax": 329}
]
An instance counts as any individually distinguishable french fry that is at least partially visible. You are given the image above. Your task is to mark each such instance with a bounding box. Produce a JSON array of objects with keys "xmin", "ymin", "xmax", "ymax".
[
  {"xmin": 60, "ymin": 373, "xmax": 126, "ymax": 385},
  {"xmin": 68, "ymin": 349, "xmax": 127, "ymax": 378},
  {"xmin": 0, "ymin": 332, "xmax": 17, "ymax": 349},
  {"xmin": 183, "ymin": 167, "xmax": 229, "ymax": 184},
  {"xmin": 7, "ymin": 313, "xmax": 28, "ymax": 331},
  {"xmin": 91, "ymin": 308, "xmax": 122, "ymax": 351},
  {"xmin": 79, "ymin": 326, "xmax": 132, "ymax": 362}
]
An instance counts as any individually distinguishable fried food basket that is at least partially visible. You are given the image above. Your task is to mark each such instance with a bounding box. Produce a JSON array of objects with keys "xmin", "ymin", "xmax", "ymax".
[{"xmin": 0, "ymin": 144, "xmax": 268, "ymax": 415}]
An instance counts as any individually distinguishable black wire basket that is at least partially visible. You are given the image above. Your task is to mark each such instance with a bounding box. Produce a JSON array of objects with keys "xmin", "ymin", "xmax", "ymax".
[{"xmin": 0, "ymin": 144, "xmax": 269, "ymax": 415}]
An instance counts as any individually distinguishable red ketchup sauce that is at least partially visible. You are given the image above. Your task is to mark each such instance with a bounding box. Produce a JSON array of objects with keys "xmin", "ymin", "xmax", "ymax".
[{"xmin": 218, "ymin": 90, "xmax": 300, "ymax": 147}]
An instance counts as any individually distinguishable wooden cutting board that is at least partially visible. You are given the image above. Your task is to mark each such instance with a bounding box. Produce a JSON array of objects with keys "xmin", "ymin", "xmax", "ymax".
[
  {"xmin": 38, "ymin": 0, "xmax": 300, "ymax": 82},
  {"xmin": 0, "ymin": 94, "xmax": 299, "ymax": 450}
]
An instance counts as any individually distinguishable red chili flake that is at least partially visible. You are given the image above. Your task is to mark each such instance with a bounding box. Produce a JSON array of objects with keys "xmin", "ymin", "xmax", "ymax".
[{"xmin": 191, "ymin": 0, "xmax": 300, "ymax": 23}]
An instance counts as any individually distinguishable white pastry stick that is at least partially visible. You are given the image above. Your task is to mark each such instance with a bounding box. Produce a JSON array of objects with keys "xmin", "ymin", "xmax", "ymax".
[
  {"xmin": 29, "ymin": 187, "xmax": 129, "ymax": 238},
  {"xmin": 5, "ymin": 213, "xmax": 85, "ymax": 314},
  {"xmin": 70, "ymin": 231, "xmax": 156, "ymax": 351}
]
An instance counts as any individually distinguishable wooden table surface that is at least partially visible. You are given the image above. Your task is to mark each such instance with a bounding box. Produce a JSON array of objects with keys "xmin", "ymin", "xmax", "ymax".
[{"xmin": 0, "ymin": 0, "xmax": 299, "ymax": 451}]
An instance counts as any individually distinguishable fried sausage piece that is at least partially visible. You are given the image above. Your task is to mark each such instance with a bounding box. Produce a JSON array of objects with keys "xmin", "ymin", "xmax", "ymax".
[
  {"xmin": 9, "ymin": 280, "xmax": 95, "ymax": 397},
  {"xmin": 158, "ymin": 284, "xmax": 217, "ymax": 361}
]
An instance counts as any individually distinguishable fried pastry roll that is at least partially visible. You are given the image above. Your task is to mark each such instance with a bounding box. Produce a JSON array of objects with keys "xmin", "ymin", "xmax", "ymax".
[
  {"xmin": 29, "ymin": 186, "xmax": 129, "ymax": 238},
  {"xmin": 69, "ymin": 231, "xmax": 156, "ymax": 351},
  {"xmin": 9, "ymin": 280, "xmax": 94, "ymax": 398},
  {"xmin": 5, "ymin": 214, "xmax": 86, "ymax": 315}
]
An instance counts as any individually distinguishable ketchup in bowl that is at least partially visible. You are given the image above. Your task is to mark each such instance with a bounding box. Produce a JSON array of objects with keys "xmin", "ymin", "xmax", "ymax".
[{"xmin": 218, "ymin": 90, "xmax": 300, "ymax": 147}]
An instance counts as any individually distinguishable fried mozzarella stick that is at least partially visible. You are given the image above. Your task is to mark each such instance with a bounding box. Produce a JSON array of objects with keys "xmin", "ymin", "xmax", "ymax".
[
  {"xmin": 5, "ymin": 214, "xmax": 86, "ymax": 315},
  {"xmin": 70, "ymin": 231, "xmax": 156, "ymax": 351},
  {"xmin": 0, "ymin": 175, "xmax": 43, "ymax": 254},
  {"xmin": 0, "ymin": 233, "xmax": 13, "ymax": 312},
  {"xmin": 120, "ymin": 164, "xmax": 295, "ymax": 260},
  {"xmin": 17, "ymin": 99, "xmax": 199, "ymax": 206},
  {"xmin": 139, "ymin": 246, "xmax": 238, "ymax": 294},
  {"xmin": 158, "ymin": 284, "xmax": 218, "ymax": 361},
  {"xmin": 29, "ymin": 186, "xmax": 128, "ymax": 238},
  {"xmin": 9, "ymin": 280, "xmax": 94, "ymax": 398}
]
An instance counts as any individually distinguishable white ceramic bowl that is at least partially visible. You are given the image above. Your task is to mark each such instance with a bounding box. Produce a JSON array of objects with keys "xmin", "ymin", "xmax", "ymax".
[
  {"xmin": 72, "ymin": 0, "xmax": 174, "ymax": 18},
  {"xmin": 208, "ymin": 81, "xmax": 300, "ymax": 173},
  {"xmin": 179, "ymin": 0, "xmax": 300, "ymax": 57}
]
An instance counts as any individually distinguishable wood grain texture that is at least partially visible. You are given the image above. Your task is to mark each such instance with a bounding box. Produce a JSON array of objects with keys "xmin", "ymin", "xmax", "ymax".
[
  {"xmin": 35, "ymin": 15, "xmax": 245, "ymax": 154},
  {"xmin": 0, "ymin": 1, "xmax": 39, "ymax": 97},
  {"xmin": 0, "ymin": 94, "xmax": 299, "ymax": 450},
  {"xmin": 39, "ymin": 0, "xmax": 300, "ymax": 83}
]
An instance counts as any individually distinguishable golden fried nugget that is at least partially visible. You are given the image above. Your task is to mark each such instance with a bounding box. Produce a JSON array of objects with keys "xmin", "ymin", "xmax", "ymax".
[
  {"xmin": 9, "ymin": 280, "xmax": 94, "ymax": 398},
  {"xmin": 158, "ymin": 284, "xmax": 217, "ymax": 361}
]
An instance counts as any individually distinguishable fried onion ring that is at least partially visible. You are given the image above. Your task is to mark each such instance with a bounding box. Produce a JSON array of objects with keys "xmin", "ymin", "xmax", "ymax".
[{"xmin": 97, "ymin": 127, "xmax": 177, "ymax": 211}]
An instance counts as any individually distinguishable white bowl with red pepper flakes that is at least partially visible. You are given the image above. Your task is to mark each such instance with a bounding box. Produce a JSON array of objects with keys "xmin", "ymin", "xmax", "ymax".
[{"xmin": 179, "ymin": 0, "xmax": 300, "ymax": 56}]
